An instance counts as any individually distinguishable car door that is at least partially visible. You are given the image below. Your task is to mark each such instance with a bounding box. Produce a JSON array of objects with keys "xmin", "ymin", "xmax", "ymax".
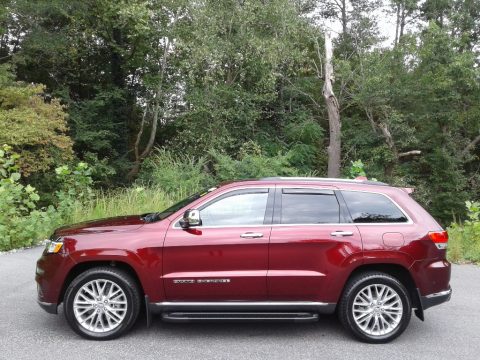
[
  {"xmin": 267, "ymin": 186, "xmax": 363, "ymax": 302},
  {"xmin": 163, "ymin": 187, "xmax": 274, "ymax": 301}
]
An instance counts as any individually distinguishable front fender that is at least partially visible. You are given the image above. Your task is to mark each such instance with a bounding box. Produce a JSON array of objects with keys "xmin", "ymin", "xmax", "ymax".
[{"xmin": 66, "ymin": 248, "xmax": 158, "ymax": 301}]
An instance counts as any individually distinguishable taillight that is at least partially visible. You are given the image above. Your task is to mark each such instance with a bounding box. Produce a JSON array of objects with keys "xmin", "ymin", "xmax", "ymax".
[{"xmin": 428, "ymin": 231, "xmax": 448, "ymax": 250}]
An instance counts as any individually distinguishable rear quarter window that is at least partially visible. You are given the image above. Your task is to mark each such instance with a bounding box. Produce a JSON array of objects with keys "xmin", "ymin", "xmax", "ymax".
[{"xmin": 341, "ymin": 191, "xmax": 408, "ymax": 223}]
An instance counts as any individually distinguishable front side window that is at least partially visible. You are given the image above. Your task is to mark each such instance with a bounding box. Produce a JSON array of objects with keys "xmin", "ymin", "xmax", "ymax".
[
  {"xmin": 200, "ymin": 191, "xmax": 269, "ymax": 226},
  {"xmin": 342, "ymin": 191, "xmax": 408, "ymax": 223},
  {"xmin": 280, "ymin": 189, "xmax": 340, "ymax": 224}
]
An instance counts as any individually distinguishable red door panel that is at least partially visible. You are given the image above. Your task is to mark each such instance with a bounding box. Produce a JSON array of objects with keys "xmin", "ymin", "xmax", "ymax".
[
  {"xmin": 163, "ymin": 226, "xmax": 271, "ymax": 300},
  {"xmin": 267, "ymin": 225, "xmax": 362, "ymax": 301}
]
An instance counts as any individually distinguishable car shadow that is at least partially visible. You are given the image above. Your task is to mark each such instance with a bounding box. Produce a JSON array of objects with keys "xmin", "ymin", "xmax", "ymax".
[{"xmin": 133, "ymin": 312, "xmax": 347, "ymax": 340}]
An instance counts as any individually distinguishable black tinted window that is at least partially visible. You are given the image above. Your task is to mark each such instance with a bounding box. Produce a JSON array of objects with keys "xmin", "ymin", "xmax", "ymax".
[
  {"xmin": 281, "ymin": 191, "xmax": 340, "ymax": 224},
  {"xmin": 342, "ymin": 191, "xmax": 408, "ymax": 223}
]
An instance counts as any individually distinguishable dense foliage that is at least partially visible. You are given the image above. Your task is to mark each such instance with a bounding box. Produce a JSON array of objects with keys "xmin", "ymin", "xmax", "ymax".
[
  {"xmin": 0, "ymin": 145, "xmax": 86, "ymax": 250},
  {"xmin": 448, "ymin": 201, "xmax": 480, "ymax": 263},
  {"xmin": 0, "ymin": 0, "xmax": 479, "ymax": 252},
  {"xmin": 0, "ymin": 65, "xmax": 73, "ymax": 175}
]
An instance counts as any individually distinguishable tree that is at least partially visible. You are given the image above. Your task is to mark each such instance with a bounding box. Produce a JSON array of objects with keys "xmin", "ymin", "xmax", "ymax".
[
  {"xmin": 322, "ymin": 32, "xmax": 341, "ymax": 178},
  {"xmin": 1, "ymin": 0, "xmax": 479, "ymax": 225},
  {"xmin": 3, "ymin": 0, "xmax": 171, "ymax": 179},
  {"xmin": 450, "ymin": 0, "xmax": 480, "ymax": 52},
  {"xmin": 128, "ymin": 0, "xmax": 188, "ymax": 179},
  {"xmin": 421, "ymin": 0, "xmax": 453, "ymax": 27},
  {"xmin": 390, "ymin": 0, "xmax": 419, "ymax": 46},
  {"xmin": 167, "ymin": 0, "xmax": 316, "ymax": 157},
  {"xmin": 0, "ymin": 65, "xmax": 73, "ymax": 175}
]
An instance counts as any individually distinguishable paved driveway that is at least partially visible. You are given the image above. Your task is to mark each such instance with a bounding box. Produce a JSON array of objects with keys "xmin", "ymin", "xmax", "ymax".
[{"xmin": 0, "ymin": 246, "xmax": 479, "ymax": 360}]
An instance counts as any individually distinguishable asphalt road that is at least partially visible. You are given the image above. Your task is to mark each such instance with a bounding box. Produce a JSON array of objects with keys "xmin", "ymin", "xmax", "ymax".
[{"xmin": 1, "ymin": 246, "xmax": 479, "ymax": 360}]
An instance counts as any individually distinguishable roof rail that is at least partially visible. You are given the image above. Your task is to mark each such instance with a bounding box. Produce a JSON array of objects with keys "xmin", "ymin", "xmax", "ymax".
[{"xmin": 259, "ymin": 177, "xmax": 389, "ymax": 186}]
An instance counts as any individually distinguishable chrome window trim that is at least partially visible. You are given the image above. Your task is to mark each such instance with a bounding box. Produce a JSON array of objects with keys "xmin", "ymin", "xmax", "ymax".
[
  {"xmin": 171, "ymin": 185, "xmax": 414, "ymax": 229},
  {"xmin": 173, "ymin": 223, "xmax": 414, "ymax": 229}
]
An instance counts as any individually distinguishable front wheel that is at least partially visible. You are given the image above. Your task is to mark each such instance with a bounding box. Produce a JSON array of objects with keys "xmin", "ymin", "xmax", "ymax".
[
  {"xmin": 64, "ymin": 267, "xmax": 141, "ymax": 340},
  {"xmin": 338, "ymin": 272, "xmax": 412, "ymax": 343}
]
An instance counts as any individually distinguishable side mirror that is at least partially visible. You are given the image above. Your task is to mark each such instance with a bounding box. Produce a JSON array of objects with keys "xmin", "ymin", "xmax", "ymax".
[{"xmin": 179, "ymin": 209, "xmax": 202, "ymax": 229}]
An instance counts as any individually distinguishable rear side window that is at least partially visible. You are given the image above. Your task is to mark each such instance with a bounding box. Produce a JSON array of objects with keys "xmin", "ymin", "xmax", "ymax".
[
  {"xmin": 280, "ymin": 189, "xmax": 340, "ymax": 224},
  {"xmin": 342, "ymin": 191, "xmax": 408, "ymax": 223}
]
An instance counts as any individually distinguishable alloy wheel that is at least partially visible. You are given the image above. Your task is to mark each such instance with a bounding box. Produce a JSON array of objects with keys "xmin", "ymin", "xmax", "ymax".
[
  {"xmin": 352, "ymin": 283, "xmax": 403, "ymax": 336},
  {"xmin": 73, "ymin": 279, "xmax": 128, "ymax": 333}
]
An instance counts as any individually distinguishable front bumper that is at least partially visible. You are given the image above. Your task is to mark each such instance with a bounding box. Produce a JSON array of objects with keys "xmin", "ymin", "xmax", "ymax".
[
  {"xmin": 420, "ymin": 286, "xmax": 452, "ymax": 310},
  {"xmin": 37, "ymin": 300, "xmax": 58, "ymax": 314},
  {"xmin": 35, "ymin": 250, "xmax": 75, "ymax": 310}
]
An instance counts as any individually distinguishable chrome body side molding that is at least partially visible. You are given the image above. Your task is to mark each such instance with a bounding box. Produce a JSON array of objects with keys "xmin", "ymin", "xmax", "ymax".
[{"xmin": 148, "ymin": 301, "xmax": 336, "ymax": 314}]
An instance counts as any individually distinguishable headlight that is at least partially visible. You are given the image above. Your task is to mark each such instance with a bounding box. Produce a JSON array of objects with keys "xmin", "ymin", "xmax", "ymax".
[{"xmin": 44, "ymin": 239, "xmax": 63, "ymax": 254}]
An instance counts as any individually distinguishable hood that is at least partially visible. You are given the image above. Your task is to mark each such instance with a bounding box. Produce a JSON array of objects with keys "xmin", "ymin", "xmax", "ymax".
[{"xmin": 54, "ymin": 215, "xmax": 146, "ymax": 237}]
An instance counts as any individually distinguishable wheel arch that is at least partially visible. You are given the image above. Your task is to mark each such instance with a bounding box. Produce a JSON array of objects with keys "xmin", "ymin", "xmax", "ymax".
[
  {"xmin": 58, "ymin": 260, "xmax": 145, "ymax": 304},
  {"xmin": 343, "ymin": 263, "xmax": 422, "ymax": 314}
]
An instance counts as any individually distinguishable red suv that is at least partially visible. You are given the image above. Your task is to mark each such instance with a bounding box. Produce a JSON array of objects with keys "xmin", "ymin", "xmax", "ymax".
[{"xmin": 36, "ymin": 177, "xmax": 451, "ymax": 343}]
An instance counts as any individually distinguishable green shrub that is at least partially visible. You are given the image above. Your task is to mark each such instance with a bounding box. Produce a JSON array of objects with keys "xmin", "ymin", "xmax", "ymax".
[
  {"xmin": 139, "ymin": 148, "xmax": 215, "ymax": 195},
  {"xmin": 0, "ymin": 147, "xmax": 103, "ymax": 251},
  {"xmin": 54, "ymin": 162, "xmax": 94, "ymax": 217},
  {"xmin": 0, "ymin": 145, "xmax": 57, "ymax": 250},
  {"xmin": 210, "ymin": 142, "xmax": 300, "ymax": 181},
  {"xmin": 139, "ymin": 144, "xmax": 301, "ymax": 196},
  {"xmin": 349, "ymin": 160, "xmax": 367, "ymax": 178},
  {"xmin": 447, "ymin": 201, "xmax": 480, "ymax": 263}
]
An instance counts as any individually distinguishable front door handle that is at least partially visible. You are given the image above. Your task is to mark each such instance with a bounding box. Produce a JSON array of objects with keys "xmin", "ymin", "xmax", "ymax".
[
  {"xmin": 240, "ymin": 232, "xmax": 264, "ymax": 239},
  {"xmin": 330, "ymin": 231, "xmax": 354, "ymax": 237}
]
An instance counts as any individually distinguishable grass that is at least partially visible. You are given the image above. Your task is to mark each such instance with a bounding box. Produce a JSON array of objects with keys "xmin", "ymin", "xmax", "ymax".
[
  {"xmin": 447, "ymin": 222, "xmax": 480, "ymax": 264},
  {"xmin": 66, "ymin": 186, "xmax": 187, "ymax": 225}
]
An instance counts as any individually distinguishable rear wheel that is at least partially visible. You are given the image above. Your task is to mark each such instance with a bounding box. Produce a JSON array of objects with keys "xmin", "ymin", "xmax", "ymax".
[
  {"xmin": 64, "ymin": 267, "xmax": 141, "ymax": 340},
  {"xmin": 338, "ymin": 272, "xmax": 411, "ymax": 343}
]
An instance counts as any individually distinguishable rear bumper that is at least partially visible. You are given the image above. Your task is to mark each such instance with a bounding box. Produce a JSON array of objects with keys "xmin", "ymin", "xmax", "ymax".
[
  {"xmin": 420, "ymin": 286, "xmax": 452, "ymax": 310},
  {"xmin": 37, "ymin": 300, "xmax": 58, "ymax": 314}
]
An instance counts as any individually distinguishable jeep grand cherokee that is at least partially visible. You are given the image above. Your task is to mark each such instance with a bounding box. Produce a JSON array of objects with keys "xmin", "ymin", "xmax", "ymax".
[{"xmin": 36, "ymin": 177, "xmax": 451, "ymax": 343}]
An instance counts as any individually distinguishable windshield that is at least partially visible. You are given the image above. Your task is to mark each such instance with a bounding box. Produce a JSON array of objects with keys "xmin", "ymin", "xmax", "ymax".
[{"xmin": 142, "ymin": 187, "xmax": 217, "ymax": 222}]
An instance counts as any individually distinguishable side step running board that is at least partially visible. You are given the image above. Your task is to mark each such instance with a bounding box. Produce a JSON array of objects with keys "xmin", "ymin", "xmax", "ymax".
[{"xmin": 162, "ymin": 312, "xmax": 319, "ymax": 323}]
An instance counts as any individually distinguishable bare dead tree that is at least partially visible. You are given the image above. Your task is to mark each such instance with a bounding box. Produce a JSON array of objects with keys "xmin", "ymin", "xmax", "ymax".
[{"xmin": 322, "ymin": 32, "xmax": 342, "ymax": 178}]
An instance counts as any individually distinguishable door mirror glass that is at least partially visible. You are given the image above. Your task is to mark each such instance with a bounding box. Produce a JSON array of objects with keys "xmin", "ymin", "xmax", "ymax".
[{"xmin": 179, "ymin": 209, "xmax": 202, "ymax": 228}]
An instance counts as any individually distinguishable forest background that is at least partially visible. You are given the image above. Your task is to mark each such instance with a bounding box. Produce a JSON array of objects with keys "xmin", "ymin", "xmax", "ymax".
[{"xmin": 0, "ymin": 0, "xmax": 479, "ymax": 260}]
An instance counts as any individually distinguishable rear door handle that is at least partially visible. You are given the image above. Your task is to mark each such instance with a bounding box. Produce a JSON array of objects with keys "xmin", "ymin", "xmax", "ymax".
[
  {"xmin": 240, "ymin": 232, "xmax": 264, "ymax": 239},
  {"xmin": 330, "ymin": 231, "xmax": 354, "ymax": 237}
]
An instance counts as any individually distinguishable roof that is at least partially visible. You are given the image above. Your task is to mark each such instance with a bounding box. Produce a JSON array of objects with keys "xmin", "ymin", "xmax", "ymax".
[{"xmin": 259, "ymin": 177, "xmax": 389, "ymax": 186}]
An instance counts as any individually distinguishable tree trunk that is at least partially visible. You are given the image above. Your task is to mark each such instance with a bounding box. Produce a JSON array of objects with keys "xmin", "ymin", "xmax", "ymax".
[
  {"xmin": 394, "ymin": 3, "xmax": 401, "ymax": 46},
  {"xmin": 127, "ymin": 37, "xmax": 172, "ymax": 180},
  {"xmin": 462, "ymin": 134, "xmax": 480, "ymax": 158},
  {"xmin": 399, "ymin": 6, "xmax": 406, "ymax": 41},
  {"xmin": 378, "ymin": 122, "xmax": 421, "ymax": 177},
  {"xmin": 322, "ymin": 32, "xmax": 341, "ymax": 178},
  {"xmin": 341, "ymin": 0, "xmax": 348, "ymax": 34}
]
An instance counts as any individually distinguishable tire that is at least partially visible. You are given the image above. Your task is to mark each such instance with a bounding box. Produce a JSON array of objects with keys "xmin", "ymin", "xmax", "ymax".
[
  {"xmin": 64, "ymin": 267, "xmax": 141, "ymax": 340},
  {"xmin": 338, "ymin": 272, "xmax": 412, "ymax": 343}
]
